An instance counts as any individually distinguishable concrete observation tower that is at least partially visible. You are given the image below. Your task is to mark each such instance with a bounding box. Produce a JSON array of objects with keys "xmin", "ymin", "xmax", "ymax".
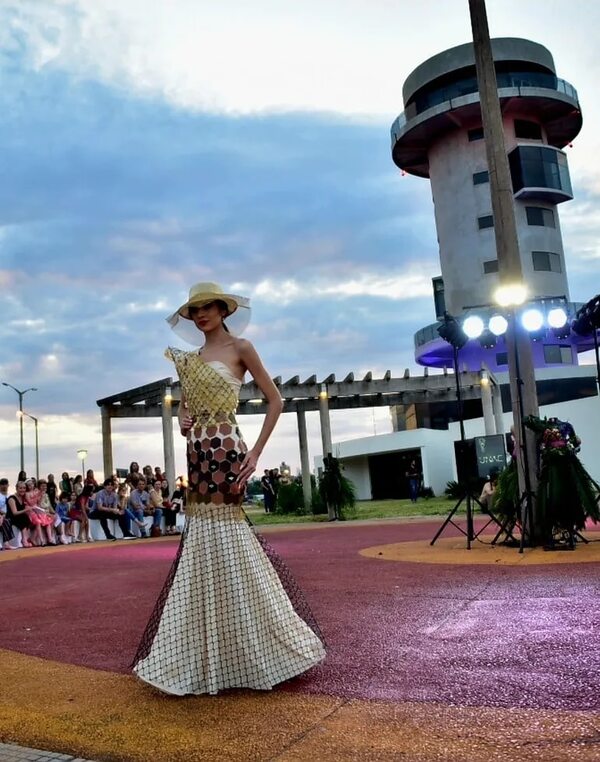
[{"xmin": 391, "ymin": 38, "xmax": 591, "ymax": 372}]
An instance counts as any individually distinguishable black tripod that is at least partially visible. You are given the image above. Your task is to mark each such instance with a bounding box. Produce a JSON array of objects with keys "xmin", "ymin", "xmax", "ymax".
[{"xmin": 431, "ymin": 345, "xmax": 479, "ymax": 549}]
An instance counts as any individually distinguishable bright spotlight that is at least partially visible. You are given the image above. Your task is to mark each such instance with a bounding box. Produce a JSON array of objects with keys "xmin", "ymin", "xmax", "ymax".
[
  {"xmin": 547, "ymin": 307, "xmax": 567, "ymax": 329},
  {"xmin": 495, "ymin": 283, "xmax": 528, "ymax": 307},
  {"xmin": 488, "ymin": 314, "xmax": 508, "ymax": 336},
  {"xmin": 521, "ymin": 308, "xmax": 544, "ymax": 332},
  {"xmin": 462, "ymin": 315, "xmax": 484, "ymax": 339}
]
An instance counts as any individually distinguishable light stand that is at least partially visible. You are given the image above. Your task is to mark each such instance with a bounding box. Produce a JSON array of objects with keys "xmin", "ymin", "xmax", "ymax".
[
  {"xmin": 1, "ymin": 382, "xmax": 38, "ymax": 473},
  {"xmin": 431, "ymin": 314, "xmax": 479, "ymax": 550},
  {"xmin": 508, "ymin": 311, "xmax": 536, "ymax": 553}
]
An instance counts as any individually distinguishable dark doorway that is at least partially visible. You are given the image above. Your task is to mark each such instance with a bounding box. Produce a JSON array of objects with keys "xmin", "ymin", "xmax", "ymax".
[{"xmin": 368, "ymin": 449, "xmax": 421, "ymax": 500}]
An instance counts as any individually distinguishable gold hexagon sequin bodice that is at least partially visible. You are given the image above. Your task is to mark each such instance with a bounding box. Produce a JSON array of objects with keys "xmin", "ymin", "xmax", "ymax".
[{"xmin": 165, "ymin": 347, "xmax": 239, "ymax": 426}]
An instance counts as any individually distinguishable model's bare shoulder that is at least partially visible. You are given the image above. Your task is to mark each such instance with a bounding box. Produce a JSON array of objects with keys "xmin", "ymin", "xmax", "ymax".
[{"xmin": 235, "ymin": 338, "xmax": 255, "ymax": 353}]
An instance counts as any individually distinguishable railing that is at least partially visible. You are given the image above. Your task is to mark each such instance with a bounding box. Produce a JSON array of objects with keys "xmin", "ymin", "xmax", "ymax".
[{"xmin": 391, "ymin": 72, "xmax": 578, "ymax": 142}]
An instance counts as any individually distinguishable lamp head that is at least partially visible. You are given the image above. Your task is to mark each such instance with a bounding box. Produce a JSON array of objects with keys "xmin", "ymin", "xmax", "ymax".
[
  {"xmin": 437, "ymin": 313, "xmax": 468, "ymax": 349},
  {"xmin": 494, "ymin": 283, "xmax": 528, "ymax": 307}
]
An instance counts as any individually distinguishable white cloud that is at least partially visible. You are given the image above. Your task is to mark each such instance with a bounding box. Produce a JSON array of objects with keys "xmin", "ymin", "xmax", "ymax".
[
  {"xmin": 252, "ymin": 270, "xmax": 432, "ymax": 305},
  {"xmin": 6, "ymin": 0, "xmax": 599, "ymax": 125}
]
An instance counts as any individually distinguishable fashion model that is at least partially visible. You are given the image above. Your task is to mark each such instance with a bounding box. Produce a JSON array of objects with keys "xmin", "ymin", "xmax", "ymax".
[{"xmin": 132, "ymin": 282, "xmax": 325, "ymax": 695}]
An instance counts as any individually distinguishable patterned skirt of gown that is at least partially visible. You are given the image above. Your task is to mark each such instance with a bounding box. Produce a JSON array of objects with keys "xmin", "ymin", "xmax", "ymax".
[{"xmin": 132, "ymin": 420, "xmax": 325, "ymax": 696}]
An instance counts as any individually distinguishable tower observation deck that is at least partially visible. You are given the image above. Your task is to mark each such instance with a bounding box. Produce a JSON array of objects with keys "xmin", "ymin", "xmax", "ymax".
[{"xmin": 391, "ymin": 37, "xmax": 592, "ymax": 371}]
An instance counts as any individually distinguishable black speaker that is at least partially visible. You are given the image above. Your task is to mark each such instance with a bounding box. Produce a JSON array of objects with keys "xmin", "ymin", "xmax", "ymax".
[{"xmin": 454, "ymin": 439, "xmax": 478, "ymax": 484}]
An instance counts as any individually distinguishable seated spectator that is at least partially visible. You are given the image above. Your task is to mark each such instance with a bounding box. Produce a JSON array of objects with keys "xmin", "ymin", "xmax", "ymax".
[
  {"xmin": 85, "ymin": 469, "xmax": 99, "ymax": 492},
  {"xmin": 26, "ymin": 479, "xmax": 55, "ymax": 546},
  {"xmin": 479, "ymin": 475, "xmax": 498, "ymax": 514},
  {"xmin": 116, "ymin": 484, "xmax": 144, "ymax": 537},
  {"xmin": 46, "ymin": 474, "xmax": 58, "ymax": 508},
  {"xmin": 73, "ymin": 474, "xmax": 84, "ymax": 496},
  {"xmin": 59, "ymin": 472, "xmax": 72, "ymax": 496},
  {"xmin": 7, "ymin": 481, "xmax": 34, "ymax": 547},
  {"xmin": 142, "ymin": 465, "xmax": 154, "ymax": 485},
  {"xmin": 0, "ymin": 477, "xmax": 15, "ymax": 550},
  {"xmin": 126, "ymin": 462, "xmax": 141, "ymax": 489},
  {"xmin": 55, "ymin": 492, "xmax": 75, "ymax": 542},
  {"xmin": 128, "ymin": 478, "xmax": 156, "ymax": 538},
  {"xmin": 147, "ymin": 479, "xmax": 165, "ymax": 537},
  {"xmin": 88, "ymin": 478, "xmax": 127, "ymax": 540},
  {"xmin": 69, "ymin": 486, "xmax": 92, "ymax": 542},
  {"xmin": 155, "ymin": 478, "xmax": 177, "ymax": 535}
]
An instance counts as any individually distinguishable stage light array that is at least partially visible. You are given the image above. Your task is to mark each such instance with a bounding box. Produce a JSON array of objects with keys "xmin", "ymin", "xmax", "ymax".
[{"xmin": 455, "ymin": 303, "xmax": 573, "ymax": 346}]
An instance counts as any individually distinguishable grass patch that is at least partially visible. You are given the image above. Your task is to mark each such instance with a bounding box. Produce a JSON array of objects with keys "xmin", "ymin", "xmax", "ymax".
[{"xmin": 244, "ymin": 497, "xmax": 465, "ymax": 525}]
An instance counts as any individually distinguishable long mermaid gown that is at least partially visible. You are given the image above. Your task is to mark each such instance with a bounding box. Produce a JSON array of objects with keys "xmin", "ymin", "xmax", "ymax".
[{"xmin": 132, "ymin": 348, "xmax": 325, "ymax": 695}]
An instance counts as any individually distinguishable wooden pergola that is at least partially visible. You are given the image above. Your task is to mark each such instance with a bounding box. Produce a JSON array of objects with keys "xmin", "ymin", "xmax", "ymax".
[{"xmin": 96, "ymin": 367, "xmax": 503, "ymax": 509}]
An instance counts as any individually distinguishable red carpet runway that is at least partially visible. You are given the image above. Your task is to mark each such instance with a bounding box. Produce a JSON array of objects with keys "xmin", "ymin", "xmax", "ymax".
[
  {"xmin": 2, "ymin": 521, "xmax": 599, "ymax": 709},
  {"xmin": 1, "ymin": 520, "xmax": 599, "ymax": 761}
]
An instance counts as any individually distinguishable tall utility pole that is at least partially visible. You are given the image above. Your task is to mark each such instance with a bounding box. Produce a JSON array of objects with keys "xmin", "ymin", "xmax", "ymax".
[{"xmin": 468, "ymin": 0, "xmax": 541, "ymax": 542}]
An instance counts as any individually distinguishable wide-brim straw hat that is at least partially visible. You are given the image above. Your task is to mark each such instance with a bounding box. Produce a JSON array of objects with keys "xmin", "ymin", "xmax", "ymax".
[{"xmin": 166, "ymin": 282, "xmax": 251, "ymax": 345}]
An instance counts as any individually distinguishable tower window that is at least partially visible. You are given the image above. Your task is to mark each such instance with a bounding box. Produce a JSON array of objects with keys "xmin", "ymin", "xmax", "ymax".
[
  {"xmin": 514, "ymin": 119, "xmax": 543, "ymax": 140},
  {"xmin": 478, "ymin": 215, "xmax": 494, "ymax": 230},
  {"xmin": 473, "ymin": 170, "xmax": 489, "ymax": 185},
  {"xmin": 543, "ymin": 345, "xmax": 572, "ymax": 364},
  {"xmin": 526, "ymin": 207, "xmax": 555, "ymax": 227},
  {"xmin": 532, "ymin": 251, "xmax": 561, "ymax": 272},
  {"xmin": 468, "ymin": 127, "xmax": 484, "ymax": 142},
  {"xmin": 483, "ymin": 260, "xmax": 499, "ymax": 274}
]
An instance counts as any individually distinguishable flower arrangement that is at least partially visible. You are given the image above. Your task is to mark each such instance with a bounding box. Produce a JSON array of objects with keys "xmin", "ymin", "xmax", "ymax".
[
  {"xmin": 537, "ymin": 419, "xmax": 581, "ymax": 456},
  {"xmin": 524, "ymin": 415, "xmax": 599, "ymax": 537}
]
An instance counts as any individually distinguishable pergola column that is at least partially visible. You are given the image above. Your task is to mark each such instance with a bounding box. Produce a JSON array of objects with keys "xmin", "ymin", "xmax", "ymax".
[
  {"xmin": 318, "ymin": 384, "xmax": 335, "ymax": 520},
  {"xmin": 101, "ymin": 405, "xmax": 114, "ymax": 478},
  {"xmin": 481, "ymin": 379, "xmax": 496, "ymax": 435},
  {"xmin": 296, "ymin": 407, "xmax": 312, "ymax": 512},
  {"xmin": 162, "ymin": 388, "xmax": 176, "ymax": 492},
  {"xmin": 492, "ymin": 385, "xmax": 505, "ymax": 434}
]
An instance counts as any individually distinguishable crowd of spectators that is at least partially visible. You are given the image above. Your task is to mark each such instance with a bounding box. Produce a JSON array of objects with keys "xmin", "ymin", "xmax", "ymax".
[{"xmin": 0, "ymin": 462, "xmax": 187, "ymax": 551}]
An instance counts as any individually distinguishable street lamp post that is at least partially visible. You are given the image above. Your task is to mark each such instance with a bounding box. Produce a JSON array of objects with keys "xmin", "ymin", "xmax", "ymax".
[
  {"xmin": 1, "ymin": 382, "xmax": 38, "ymax": 473},
  {"xmin": 18, "ymin": 411, "xmax": 40, "ymax": 480},
  {"xmin": 77, "ymin": 449, "xmax": 88, "ymax": 478}
]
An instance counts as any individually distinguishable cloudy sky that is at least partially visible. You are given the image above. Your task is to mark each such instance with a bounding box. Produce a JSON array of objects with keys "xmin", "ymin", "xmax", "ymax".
[{"xmin": 1, "ymin": 0, "xmax": 599, "ymax": 482}]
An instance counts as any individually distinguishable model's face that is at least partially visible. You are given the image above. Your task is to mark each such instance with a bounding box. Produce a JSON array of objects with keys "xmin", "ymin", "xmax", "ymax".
[
  {"xmin": 17, "ymin": 484, "xmax": 26, "ymax": 496},
  {"xmin": 161, "ymin": 480, "xmax": 168, "ymax": 489},
  {"xmin": 0, "ymin": 484, "xmax": 7, "ymax": 494},
  {"xmin": 106, "ymin": 484, "xmax": 114, "ymax": 492},
  {"xmin": 189, "ymin": 301, "xmax": 226, "ymax": 333},
  {"xmin": 138, "ymin": 479, "xmax": 146, "ymax": 489},
  {"xmin": 39, "ymin": 482, "xmax": 47, "ymax": 493}
]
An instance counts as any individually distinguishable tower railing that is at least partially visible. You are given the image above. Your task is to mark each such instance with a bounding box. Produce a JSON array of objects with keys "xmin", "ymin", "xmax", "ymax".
[{"xmin": 391, "ymin": 73, "xmax": 578, "ymax": 142}]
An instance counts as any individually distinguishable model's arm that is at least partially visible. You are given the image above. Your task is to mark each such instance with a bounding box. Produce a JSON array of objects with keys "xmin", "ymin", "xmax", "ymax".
[
  {"xmin": 178, "ymin": 391, "xmax": 192, "ymax": 436},
  {"xmin": 237, "ymin": 339, "xmax": 283, "ymax": 487}
]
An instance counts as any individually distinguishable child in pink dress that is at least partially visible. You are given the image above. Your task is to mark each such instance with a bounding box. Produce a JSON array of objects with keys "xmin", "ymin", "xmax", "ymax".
[{"xmin": 25, "ymin": 479, "xmax": 55, "ymax": 545}]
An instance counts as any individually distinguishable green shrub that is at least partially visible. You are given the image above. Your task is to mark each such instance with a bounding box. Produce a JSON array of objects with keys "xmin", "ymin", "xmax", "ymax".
[
  {"xmin": 445, "ymin": 480, "xmax": 462, "ymax": 500},
  {"xmin": 419, "ymin": 486, "xmax": 435, "ymax": 499},
  {"xmin": 275, "ymin": 482, "xmax": 306, "ymax": 515}
]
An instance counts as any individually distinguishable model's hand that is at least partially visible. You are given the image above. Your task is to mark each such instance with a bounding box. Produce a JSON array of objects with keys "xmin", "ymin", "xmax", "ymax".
[
  {"xmin": 237, "ymin": 449, "xmax": 258, "ymax": 489},
  {"xmin": 180, "ymin": 415, "xmax": 194, "ymax": 436}
]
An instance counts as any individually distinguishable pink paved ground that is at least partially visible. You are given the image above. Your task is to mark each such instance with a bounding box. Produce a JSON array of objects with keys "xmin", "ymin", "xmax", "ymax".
[{"xmin": 1, "ymin": 521, "xmax": 599, "ymax": 711}]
